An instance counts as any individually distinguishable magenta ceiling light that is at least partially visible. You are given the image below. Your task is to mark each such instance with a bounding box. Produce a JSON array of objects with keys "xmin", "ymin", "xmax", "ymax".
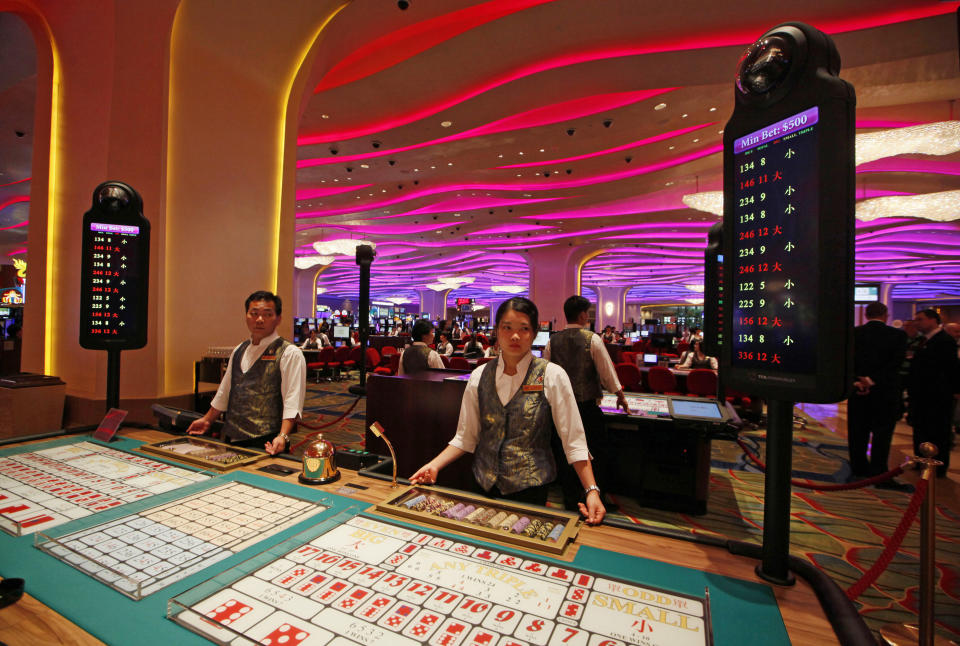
[
  {"xmin": 295, "ymin": 184, "xmax": 373, "ymax": 200},
  {"xmin": 297, "ymin": 88, "xmax": 674, "ymax": 168}
]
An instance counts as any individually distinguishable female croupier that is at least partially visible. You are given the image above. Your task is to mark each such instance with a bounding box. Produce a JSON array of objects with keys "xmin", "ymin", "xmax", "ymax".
[{"xmin": 410, "ymin": 297, "xmax": 605, "ymax": 525}]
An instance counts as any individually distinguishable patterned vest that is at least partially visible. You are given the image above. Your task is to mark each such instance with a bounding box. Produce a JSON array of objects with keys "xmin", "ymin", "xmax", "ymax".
[
  {"xmin": 223, "ymin": 337, "xmax": 289, "ymax": 440},
  {"xmin": 402, "ymin": 344, "xmax": 432, "ymax": 374},
  {"xmin": 473, "ymin": 357, "xmax": 556, "ymax": 494},
  {"xmin": 547, "ymin": 328, "xmax": 601, "ymax": 403}
]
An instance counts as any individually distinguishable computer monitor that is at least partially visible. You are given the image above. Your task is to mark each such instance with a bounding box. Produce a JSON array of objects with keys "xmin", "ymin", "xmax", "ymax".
[
  {"xmin": 670, "ymin": 399, "xmax": 724, "ymax": 420},
  {"xmin": 532, "ymin": 330, "xmax": 550, "ymax": 347},
  {"xmin": 530, "ymin": 349, "xmax": 542, "ymax": 358},
  {"xmin": 854, "ymin": 284, "xmax": 880, "ymax": 303},
  {"xmin": 333, "ymin": 325, "xmax": 349, "ymax": 340},
  {"xmin": 643, "ymin": 353, "xmax": 659, "ymax": 365},
  {"xmin": 640, "ymin": 330, "xmax": 650, "ymax": 338}
]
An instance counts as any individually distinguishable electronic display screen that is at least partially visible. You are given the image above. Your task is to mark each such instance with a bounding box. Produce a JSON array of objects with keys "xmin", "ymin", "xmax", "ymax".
[
  {"xmin": 643, "ymin": 353, "xmax": 658, "ymax": 364},
  {"xmin": 599, "ymin": 393, "xmax": 671, "ymax": 417},
  {"xmin": 532, "ymin": 330, "xmax": 550, "ymax": 347},
  {"xmin": 333, "ymin": 325, "xmax": 349, "ymax": 339},
  {"xmin": 0, "ymin": 308, "xmax": 9, "ymax": 317},
  {"xmin": 671, "ymin": 399, "xmax": 723, "ymax": 420},
  {"xmin": 79, "ymin": 220, "xmax": 149, "ymax": 349},
  {"xmin": 731, "ymin": 106, "xmax": 819, "ymax": 376},
  {"xmin": 640, "ymin": 330, "xmax": 649, "ymax": 338},
  {"xmin": 854, "ymin": 284, "xmax": 879, "ymax": 302}
]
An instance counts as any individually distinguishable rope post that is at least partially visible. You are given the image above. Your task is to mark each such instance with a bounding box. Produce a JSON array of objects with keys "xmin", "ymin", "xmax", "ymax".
[{"xmin": 879, "ymin": 442, "xmax": 948, "ymax": 646}]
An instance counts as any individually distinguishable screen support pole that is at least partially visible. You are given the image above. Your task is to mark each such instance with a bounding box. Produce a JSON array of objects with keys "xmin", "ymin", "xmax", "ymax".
[
  {"xmin": 106, "ymin": 348, "xmax": 121, "ymax": 411},
  {"xmin": 756, "ymin": 398, "xmax": 797, "ymax": 586},
  {"xmin": 350, "ymin": 245, "xmax": 375, "ymax": 397}
]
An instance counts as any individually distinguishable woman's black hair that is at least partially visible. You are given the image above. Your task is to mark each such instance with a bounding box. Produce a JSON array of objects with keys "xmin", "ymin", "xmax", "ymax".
[
  {"xmin": 412, "ymin": 319, "xmax": 434, "ymax": 342},
  {"xmin": 495, "ymin": 297, "xmax": 539, "ymax": 331}
]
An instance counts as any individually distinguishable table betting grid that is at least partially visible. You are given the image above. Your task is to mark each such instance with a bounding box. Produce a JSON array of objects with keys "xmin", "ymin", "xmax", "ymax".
[
  {"xmin": 0, "ymin": 441, "xmax": 209, "ymax": 536},
  {"xmin": 37, "ymin": 481, "xmax": 328, "ymax": 600},
  {"xmin": 173, "ymin": 515, "xmax": 709, "ymax": 646}
]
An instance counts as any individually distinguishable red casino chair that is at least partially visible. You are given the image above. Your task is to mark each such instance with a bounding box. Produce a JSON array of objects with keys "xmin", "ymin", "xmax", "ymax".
[
  {"xmin": 380, "ymin": 345, "xmax": 398, "ymax": 366},
  {"xmin": 334, "ymin": 345, "xmax": 354, "ymax": 379},
  {"xmin": 365, "ymin": 347, "xmax": 382, "ymax": 372},
  {"xmin": 647, "ymin": 366, "xmax": 683, "ymax": 395},
  {"xmin": 614, "ymin": 363, "xmax": 642, "ymax": 393},
  {"xmin": 449, "ymin": 357, "xmax": 470, "ymax": 370},
  {"xmin": 685, "ymin": 369, "xmax": 718, "ymax": 398},
  {"xmin": 632, "ymin": 340, "xmax": 646, "ymax": 352},
  {"xmin": 319, "ymin": 346, "xmax": 340, "ymax": 380},
  {"xmin": 477, "ymin": 357, "xmax": 493, "ymax": 366},
  {"xmin": 440, "ymin": 354, "xmax": 451, "ymax": 368},
  {"xmin": 306, "ymin": 354, "xmax": 326, "ymax": 383},
  {"xmin": 621, "ymin": 351, "xmax": 638, "ymax": 366}
]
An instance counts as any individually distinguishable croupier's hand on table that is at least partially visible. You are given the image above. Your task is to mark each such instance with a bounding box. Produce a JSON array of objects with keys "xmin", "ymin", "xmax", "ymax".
[
  {"xmin": 410, "ymin": 463, "xmax": 439, "ymax": 485},
  {"xmin": 578, "ymin": 489, "xmax": 605, "ymax": 525},
  {"xmin": 264, "ymin": 435, "xmax": 287, "ymax": 456},
  {"xmin": 186, "ymin": 419, "xmax": 210, "ymax": 435}
]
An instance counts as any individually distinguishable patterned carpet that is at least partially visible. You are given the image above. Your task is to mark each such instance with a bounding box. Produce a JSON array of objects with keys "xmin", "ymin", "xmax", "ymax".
[{"xmin": 295, "ymin": 378, "xmax": 960, "ymax": 641}]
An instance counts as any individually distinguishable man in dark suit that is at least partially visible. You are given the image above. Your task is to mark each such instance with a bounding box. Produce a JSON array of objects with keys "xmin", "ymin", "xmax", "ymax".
[
  {"xmin": 848, "ymin": 302, "xmax": 907, "ymax": 487},
  {"xmin": 909, "ymin": 308, "xmax": 959, "ymax": 477}
]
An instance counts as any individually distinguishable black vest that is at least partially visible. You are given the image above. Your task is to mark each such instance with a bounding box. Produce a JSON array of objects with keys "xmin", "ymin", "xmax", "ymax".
[
  {"xmin": 547, "ymin": 328, "xmax": 601, "ymax": 403},
  {"xmin": 223, "ymin": 337, "xmax": 290, "ymax": 441},
  {"xmin": 402, "ymin": 344, "xmax": 432, "ymax": 373}
]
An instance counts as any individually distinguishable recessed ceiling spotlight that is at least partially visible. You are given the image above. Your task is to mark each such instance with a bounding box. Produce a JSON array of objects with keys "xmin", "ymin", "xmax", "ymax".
[
  {"xmin": 440, "ymin": 121, "xmax": 452, "ymax": 127},
  {"xmin": 498, "ymin": 154, "xmax": 504, "ymax": 158},
  {"xmin": 709, "ymin": 107, "xmax": 717, "ymax": 112},
  {"xmin": 518, "ymin": 152, "xmax": 524, "ymax": 155},
  {"xmin": 692, "ymin": 138, "xmax": 700, "ymax": 143},
  {"xmin": 669, "ymin": 145, "xmax": 675, "ymax": 150},
  {"xmin": 321, "ymin": 114, "xmax": 330, "ymax": 119},
  {"xmin": 654, "ymin": 103, "xmax": 667, "ymax": 111},
  {"xmin": 430, "ymin": 165, "xmax": 436, "ymax": 169},
  {"xmin": 718, "ymin": 129, "xmax": 724, "ymax": 135},
  {"xmin": 360, "ymin": 164, "xmax": 370, "ymax": 169},
  {"xmin": 539, "ymin": 148, "xmax": 545, "ymax": 153},
  {"xmin": 447, "ymin": 162, "xmax": 453, "ymax": 166},
  {"xmin": 413, "ymin": 168, "xmax": 419, "ymax": 172},
  {"xmin": 516, "ymin": 174, "xmax": 522, "ymax": 177},
  {"xmin": 681, "ymin": 113, "xmax": 688, "ymax": 118}
]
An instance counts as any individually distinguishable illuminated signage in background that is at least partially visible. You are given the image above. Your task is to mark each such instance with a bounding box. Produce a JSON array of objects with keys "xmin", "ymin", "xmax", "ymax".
[
  {"xmin": 1, "ymin": 288, "xmax": 23, "ymax": 304},
  {"xmin": 731, "ymin": 107, "xmax": 819, "ymax": 375},
  {"xmin": 455, "ymin": 297, "xmax": 473, "ymax": 306},
  {"xmin": 81, "ymin": 223, "xmax": 146, "ymax": 342},
  {"xmin": 79, "ymin": 182, "xmax": 150, "ymax": 351}
]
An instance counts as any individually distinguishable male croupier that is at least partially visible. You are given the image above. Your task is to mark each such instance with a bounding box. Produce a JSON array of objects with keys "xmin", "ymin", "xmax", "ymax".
[
  {"xmin": 187, "ymin": 291, "xmax": 306, "ymax": 455},
  {"xmin": 544, "ymin": 295, "xmax": 630, "ymax": 510}
]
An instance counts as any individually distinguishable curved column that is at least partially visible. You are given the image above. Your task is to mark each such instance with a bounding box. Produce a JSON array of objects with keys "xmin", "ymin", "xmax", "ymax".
[{"xmin": 592, "ymin": 285, "xmax": 629, "ymax": 331}]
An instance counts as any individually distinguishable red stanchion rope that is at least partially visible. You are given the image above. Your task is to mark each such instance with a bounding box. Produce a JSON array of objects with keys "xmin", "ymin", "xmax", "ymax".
[
  {"xmin": 735, "ymin": 437, "xmax": 907, "ymax": 491},
  {"xmin": 846, "ymin": 477, "xmax": 929, "ymax": 601},
  {"xmin": 290, "ymin": 397, "xmax": 361, "ymax": 452}
]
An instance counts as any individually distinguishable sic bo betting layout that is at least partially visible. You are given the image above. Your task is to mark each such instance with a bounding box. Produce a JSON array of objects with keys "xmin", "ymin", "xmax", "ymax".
[
  {"xmin": 39, "ymin": 481, "xmax": 327, "ymax": 599},
  {"xmin": 175, "ymin": 516, "xmax": 709, "ymax": 646},
  {"xmin": 0, "ymin": 441, "xmax": 209, "ymax": 535}
]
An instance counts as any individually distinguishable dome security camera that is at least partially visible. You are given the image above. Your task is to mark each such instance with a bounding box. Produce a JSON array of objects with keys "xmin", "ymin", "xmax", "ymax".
[
  {"xmin": 330, "ymin": 147, "xmax": 339, "ymax": 155},
  {"xmin": 736, "ymin": 35, "xmax": 793, "ymax": 96},
  {"xmin": 602, "ymin": 119, "xmax": 613, "ymax": 128}
]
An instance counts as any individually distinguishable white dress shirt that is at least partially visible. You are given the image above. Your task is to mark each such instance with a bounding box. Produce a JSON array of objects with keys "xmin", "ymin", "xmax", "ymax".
[
  {"xmin": 439, "ymin": 342, "xmax": 454, "ymax": 357},
  {"xmin": 542, "ymin": 324, "xmax": 623, "ymax": 397},
  {"xmin": 397, "ymin": 341, "xmax": 445, "ymax": 375},
  {"xmin": 210, "ymin": 331, "xmax": 306, "ymax": 420},
  {"xmin": 678, "ymin": 354, "xmax": 719, "ymax": 370},
  {"xmin": 449, "ymin": 353, "xmax": 591, "ymax": 465}
]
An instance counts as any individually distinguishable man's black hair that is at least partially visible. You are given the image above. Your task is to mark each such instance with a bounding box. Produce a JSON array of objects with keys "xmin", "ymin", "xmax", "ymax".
[
  {"xmin": 412, "ymin": 319, "xmax": 434, "ymax": 342},
  {"xmin": 864, "ymin": 302, "xmax": 888, "ymax": 319},
  {"xmin": 245, "ymin": 290, "xmax": 282, "ymax": 315},
  {"xmin": 917, "ymin": 308, "xmax": 941, "ymax": 324},
  {"xmin": 563, "ymin": 295, "xmax": 590, "ymax": 323},
  {"xmin": 495, "ymin": 297, "xmax": 539, "ymax": 331}
]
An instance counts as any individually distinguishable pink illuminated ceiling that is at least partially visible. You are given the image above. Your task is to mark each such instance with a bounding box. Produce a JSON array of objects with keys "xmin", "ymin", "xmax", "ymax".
[{"xmin": 292, "ymin": 0, "xmax": 960, "ymax": 307}]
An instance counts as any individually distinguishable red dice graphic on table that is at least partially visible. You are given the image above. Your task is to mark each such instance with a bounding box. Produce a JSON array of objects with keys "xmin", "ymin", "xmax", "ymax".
[
  {"xmin": 261, "ymin": 623, "xmax": 309, "ymax": 646},
  {"xmin": 205, "ymin": 599, "xmax": 252, "ymax": 625}
]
